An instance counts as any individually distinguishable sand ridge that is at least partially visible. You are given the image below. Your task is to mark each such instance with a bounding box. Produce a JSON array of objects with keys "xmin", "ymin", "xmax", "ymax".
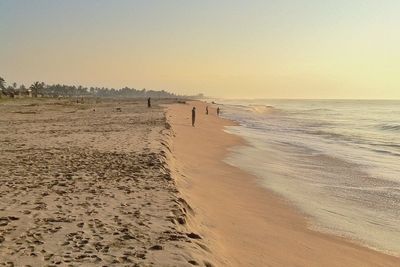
[{"xmin": 0, "ymin": 98, "xmax": 213, "ymax": 267}]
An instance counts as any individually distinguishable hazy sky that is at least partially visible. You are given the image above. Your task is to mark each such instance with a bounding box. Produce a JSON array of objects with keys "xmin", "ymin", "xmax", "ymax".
[{"xmin": 1, "ymin": 0, "xmax": 399, "ymax": 99}]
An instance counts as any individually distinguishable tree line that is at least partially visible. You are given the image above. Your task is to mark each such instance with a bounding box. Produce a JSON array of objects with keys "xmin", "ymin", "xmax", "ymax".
[{"xmin": 0, "ymin": 76, "xmax": 203, "ymax": 99}]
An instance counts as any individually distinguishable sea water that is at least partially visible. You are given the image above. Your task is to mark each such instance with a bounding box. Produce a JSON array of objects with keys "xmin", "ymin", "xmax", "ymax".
[{"xmin": 218, "ymin": 99, "xmax": 400, "ymax": 256}]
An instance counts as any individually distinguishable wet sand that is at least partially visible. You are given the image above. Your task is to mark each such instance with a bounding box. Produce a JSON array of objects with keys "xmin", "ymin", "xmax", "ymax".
[
  {"xmin": 1, "ymin": 97, "xmax": 398, "ymax": 266},
  {"xmin": 167, "ymin": 100, "xmax": 400, "ymax": 266},
  {"xmin": 0, "ymin": 98, "xmax": 212, "ymax": 266}
]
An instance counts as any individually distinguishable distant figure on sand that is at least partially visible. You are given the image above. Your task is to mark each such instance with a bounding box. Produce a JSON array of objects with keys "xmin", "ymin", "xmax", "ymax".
[
  {"xmin": 206, "ymin": 106, "xmax": 209, "ymax": 115},
  {"xmin": 147, "ymin": 97, "xmax": 151, "ymax": 108},
  {"xmin": 217, "ymin": 107, "xmax": 220, "ymax": 116},
  {"xmin": 192, "ymin": 107, "xmax": 196, "ymax": 127}
]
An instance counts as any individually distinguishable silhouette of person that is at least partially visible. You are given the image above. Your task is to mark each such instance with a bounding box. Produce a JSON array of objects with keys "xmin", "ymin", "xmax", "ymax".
[
  {"xmin": 206, "ymin": 106, "xmax": 209, "ymax": 115},
  {"xmin": 147, "ymin": 97, "xmax": 151, "ymax": 108},
  {"xmin": 217, "ymin": 107, "xmax": 220, "ymax": 116},
  {"xmin": 192, "ymin": 107, "xmax": 196, "ymax": 127}
]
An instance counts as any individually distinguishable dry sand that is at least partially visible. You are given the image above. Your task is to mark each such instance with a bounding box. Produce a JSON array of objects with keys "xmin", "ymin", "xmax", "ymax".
[
  {"xmin": 0, "ymin": 98, "xmax": 213, "ymax": 266},
  {"xmin": 1, "ymin": 97, "xmax": 398, "ymax": 267},
  {"xmin": 167, "ymin": 100, "xmax": 400, "ymax": 267}
]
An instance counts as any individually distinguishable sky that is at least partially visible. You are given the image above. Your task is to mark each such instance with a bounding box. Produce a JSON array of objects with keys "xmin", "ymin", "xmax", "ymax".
[{"xmin": 1, "ymin": 0, "xmax": 399, "ymax": 99}]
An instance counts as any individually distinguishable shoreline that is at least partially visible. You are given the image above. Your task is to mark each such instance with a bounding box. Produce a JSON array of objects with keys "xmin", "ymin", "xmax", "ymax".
[{"xmin": 167, "ymin": 100, "xmax": 400, "ymax": 266}]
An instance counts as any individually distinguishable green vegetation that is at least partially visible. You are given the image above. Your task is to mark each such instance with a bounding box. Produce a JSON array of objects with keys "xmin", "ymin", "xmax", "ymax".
[{"xmin": 0, "ymin": 76, "xmax": 195, "ymax": 99}]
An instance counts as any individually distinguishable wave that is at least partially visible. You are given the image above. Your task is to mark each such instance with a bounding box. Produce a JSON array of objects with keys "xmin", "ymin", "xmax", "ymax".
[
  {"xmin": 371, "ymin": 148, "xmax": 400, "ymax": 157},
  {"xmin": 371, "ymin": 142, "xmax": 400, "ymax": 149},
  {"xmin": 305, "ymin": 130, "xmax": 354, "ymax": 142},
  {"xmin": 293, "ymin": 108, "xmax": 335, "ymax": 115},
  {"xmin": 224, "ymin": 103, "xmax": 280, "ymax": 115},
  {"xmin": 378, "ymin": 123, "xmax": 400, "ymax": 132},
  {"xmin": 247, "ymin": 104, "xmax": 277, "ymax": 114},
  {"xmin": 303, "ymin": 108, "xmax": 333, "ymax": 112}
]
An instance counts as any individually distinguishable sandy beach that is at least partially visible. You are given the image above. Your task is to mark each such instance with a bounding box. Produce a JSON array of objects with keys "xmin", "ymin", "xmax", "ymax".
[
  {"xmin": 167, "ymin": 100, "xmax": 400, "ymax": 266},
  {"xmin": 2, "ymin": 1, "xmax": 399, "ymax": 266},
  {"xmin": 1, "ymin": 97, "xmax": 399, "ymax": 267},
  {"xmin": 0, "ymin": 98, "xmax": 213, "ymax": 266}
]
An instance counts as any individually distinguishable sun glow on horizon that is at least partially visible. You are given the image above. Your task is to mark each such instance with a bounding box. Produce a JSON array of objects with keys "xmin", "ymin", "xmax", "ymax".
[{"xmin": 1, "ymin": 0, "xmax": 399, "ymax": 99}]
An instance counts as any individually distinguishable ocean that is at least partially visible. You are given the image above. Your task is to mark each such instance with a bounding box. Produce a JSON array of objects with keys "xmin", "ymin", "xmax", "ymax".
[{"xmin": 217, "ymin": 99, "xmax": 400, "ymax": 256}]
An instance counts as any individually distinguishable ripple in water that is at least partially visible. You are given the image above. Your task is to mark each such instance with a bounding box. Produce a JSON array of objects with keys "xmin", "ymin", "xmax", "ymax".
[{"xmin": 218, "ymin": 99, "xmax": 400, "ymax": 256}]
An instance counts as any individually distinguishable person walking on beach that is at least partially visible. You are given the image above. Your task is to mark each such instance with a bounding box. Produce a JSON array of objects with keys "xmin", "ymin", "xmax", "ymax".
[
  {"xmin": 217, "ymin": 107, "xmax": 220, "ymax": 116},
  {"xmin": 206, "ymin": 106, "xmax": 209, "ymax": 115},
  {"xmin": 147, "ymin": 97, "xmax": 151, "ymax": 108},
  {"xmin": 192, "ymin": 107, "xmax": 196, "ymax": 127}
]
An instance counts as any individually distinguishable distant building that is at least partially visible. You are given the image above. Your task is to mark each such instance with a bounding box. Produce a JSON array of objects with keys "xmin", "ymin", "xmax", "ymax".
[{"xmin": 1, "ymin": 88, "xmax": 32, "ymax": 98}]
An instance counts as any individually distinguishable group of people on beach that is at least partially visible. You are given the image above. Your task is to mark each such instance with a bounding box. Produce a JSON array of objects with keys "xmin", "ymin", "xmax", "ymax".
[
  {"xmin": 146, "ymin": 97, "xmax": 219, "ymax": 128},
  {"xmin": 192, "ymin": 105, "xmax": 220, "ymax": 127}
]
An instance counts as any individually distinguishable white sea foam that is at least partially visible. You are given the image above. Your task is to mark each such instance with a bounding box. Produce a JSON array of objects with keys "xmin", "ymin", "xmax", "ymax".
[{"xmin": 217, "ymin": 99, "xmax": 400, "ymax": 256}]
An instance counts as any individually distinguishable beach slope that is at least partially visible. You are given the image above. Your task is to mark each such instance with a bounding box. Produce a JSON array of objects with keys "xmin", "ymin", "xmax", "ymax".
[{"xmin": 167, "ymin": 101, "xmax": 400, "ymax": 267}]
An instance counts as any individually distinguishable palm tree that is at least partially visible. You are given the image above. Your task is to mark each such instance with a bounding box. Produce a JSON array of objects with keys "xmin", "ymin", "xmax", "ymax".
[
  {"xmin": 30, "ymin": 81, "xmax": 44, "ymax": 97},
  {"xmin": 0, "ymin": 77, "xmax": 5, "ymax": 90},
  {"xmin": 0, "ymin": 77, "xmax": 5, "ymax": 98}
]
